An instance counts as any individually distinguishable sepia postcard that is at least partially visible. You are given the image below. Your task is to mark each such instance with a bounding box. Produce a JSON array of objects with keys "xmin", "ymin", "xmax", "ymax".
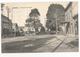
[{"xmin": 1, "ymin": 2, "xmax": 78, "ymax": 53}]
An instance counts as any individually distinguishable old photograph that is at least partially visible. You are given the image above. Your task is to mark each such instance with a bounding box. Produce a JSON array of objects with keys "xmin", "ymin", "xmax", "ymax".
[{"xmin": 1, "ymin": 2, "xmax": 78, "ymax": 53}]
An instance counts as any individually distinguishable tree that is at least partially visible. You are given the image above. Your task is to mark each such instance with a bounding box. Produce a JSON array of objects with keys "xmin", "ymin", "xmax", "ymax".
[
  {"xmin": 29, "ymin": 8, "xmax": 40, "ymax": 17},
  {"xmin": 26, "ymin": 18, "xmax": 34, "ymax": 27},
  {"xmin": 26, "ymin": 8, "xmax": 43, "ymax": 34},
  {"xmin": 46, "ymin": 4, "xmax": 65, "ymax": 32}
]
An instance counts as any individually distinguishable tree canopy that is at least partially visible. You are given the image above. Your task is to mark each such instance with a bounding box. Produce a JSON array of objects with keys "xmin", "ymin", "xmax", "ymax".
[
  {"xmin": 29, "ymin": 8, "xmax": 40, "ymax": 17},
  {"xmin": 26, "ymin": 8, "xmax": 43, "ymax": 33},
  {"xmin": 46, "ymin": 4, "xmax": 64, "ymax": 19},
  {"xmin": 46, "ymin": 4, "xmax": 65, "ymax": 31}
]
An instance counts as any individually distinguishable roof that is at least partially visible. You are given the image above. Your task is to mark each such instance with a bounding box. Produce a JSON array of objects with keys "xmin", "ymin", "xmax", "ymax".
[
  {"xmin": 65, "ymin": 2, "xmax": 72, "ymax": 11},
  {"xmin": 1, "ymin": 14, "xmax": 12, "ymax": 23}
]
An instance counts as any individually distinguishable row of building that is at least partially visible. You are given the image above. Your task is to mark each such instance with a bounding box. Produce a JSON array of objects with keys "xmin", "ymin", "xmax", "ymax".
[
  {"xmin": 1, "ymin": 2, "xmax": 78, "ymax": 37},
  {"xmin": 1, "ymin": 14, "xmax": 24, "ymax": 38},
  {"xmin": 1, "ymin": 4, "xmax": 24, "ymax": 38}
]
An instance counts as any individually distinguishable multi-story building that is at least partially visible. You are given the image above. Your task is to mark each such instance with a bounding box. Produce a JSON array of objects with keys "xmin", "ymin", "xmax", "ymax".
[
  {"xmin": 65, "ymin": 2, "xmax": 78, "ymax": 35},
  {"xmin": 1, "ymin": 14, "xmax": 12, "ymax": 37},
  {"xmin": 72, "ymin": 2, "xmax": 78, "ymax": 35},
  {"xmin": 1, "ymin": 3, "xmax": 13, "ymax": 38}
]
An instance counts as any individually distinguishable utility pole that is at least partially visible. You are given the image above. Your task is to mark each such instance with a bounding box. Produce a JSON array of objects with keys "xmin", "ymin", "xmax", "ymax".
[
  {"xmin": 55, "ymin": 9, "xmax": 59, "ymax": 35},
  {"xmin": 6, "ymin": 6, "xmax": 10, "ymax": 18},
  {"xmin": 54, "ymin": 9, "xmax": 58, "ymax": 35},
  {"xmin": 1, "ymin": 4, "xmax": 5, "ymax": 14},
  {"xmin": 56, "ymin": 15, "xmax": 58, "ymax": 35},
  {"xmin": 56, "ymin": 15, "xmax": 57, "ymax": 35}
]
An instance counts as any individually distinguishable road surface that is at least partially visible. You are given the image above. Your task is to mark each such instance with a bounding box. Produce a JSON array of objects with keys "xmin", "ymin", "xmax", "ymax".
[{"xmin": 1, "ymin": 34, "xmax": 78, "ymax": 53}]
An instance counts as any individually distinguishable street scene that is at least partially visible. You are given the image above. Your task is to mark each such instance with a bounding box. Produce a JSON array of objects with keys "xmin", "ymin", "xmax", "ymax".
[{"xmin": 1, "ymin": 2, "xmax": 78, "ymax": 53}]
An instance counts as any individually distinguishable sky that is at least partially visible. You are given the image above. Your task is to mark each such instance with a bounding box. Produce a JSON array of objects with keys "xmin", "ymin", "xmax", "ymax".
[{"xmin": 3, "ymin": 2, "xmax": 69, "ymax": 27}]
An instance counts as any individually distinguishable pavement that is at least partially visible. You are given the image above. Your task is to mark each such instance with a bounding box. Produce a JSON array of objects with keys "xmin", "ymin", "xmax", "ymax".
[
  {"xmin": 55, "ymin": 34, "xmax": 79, "ymax": 52},
  {"xmin": 1, "ymin": 34, "xmax": 78, "ymax": 53}
]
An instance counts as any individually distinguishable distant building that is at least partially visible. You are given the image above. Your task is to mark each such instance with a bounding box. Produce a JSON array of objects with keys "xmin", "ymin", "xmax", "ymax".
[
  {"xmin": 18, "ymin": 26, "xmax": 25, "ymax": 36},
  {"xmin": 65, "ymin": 2, "xmax": 78, "ymax": 35},
  {"xmin": 12, "ymin": 23, "xmax": 19, "ymax": 32},
  {"xmin": 12, "ymin": 23, "xmax": 20, "ymax": 36}
]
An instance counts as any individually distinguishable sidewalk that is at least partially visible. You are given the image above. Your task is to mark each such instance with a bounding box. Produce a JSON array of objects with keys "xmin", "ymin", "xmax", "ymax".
[
  {"xmin": 64, "ymin": 34, "xmax": 78, "ymax": 43},
  {"xmin": 55, "ymin": 34, "xmax": 79, "ymax": 52}
]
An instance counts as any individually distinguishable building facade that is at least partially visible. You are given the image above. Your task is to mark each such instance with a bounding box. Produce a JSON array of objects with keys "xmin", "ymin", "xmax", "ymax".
[
  {"xmin": 1, "ymin": 14, "xmax": 12, "ymax": 37},
  {"xmin": 65, "ymin": 2, "xmax": 78, "ymax": 35},
  {"xmin": 72, "ymin": 2, "xmax": 78, "ymax": 35},
  {"xmin": 12, "ymin": 23, "xmax": 20, "ymax": 36}
]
